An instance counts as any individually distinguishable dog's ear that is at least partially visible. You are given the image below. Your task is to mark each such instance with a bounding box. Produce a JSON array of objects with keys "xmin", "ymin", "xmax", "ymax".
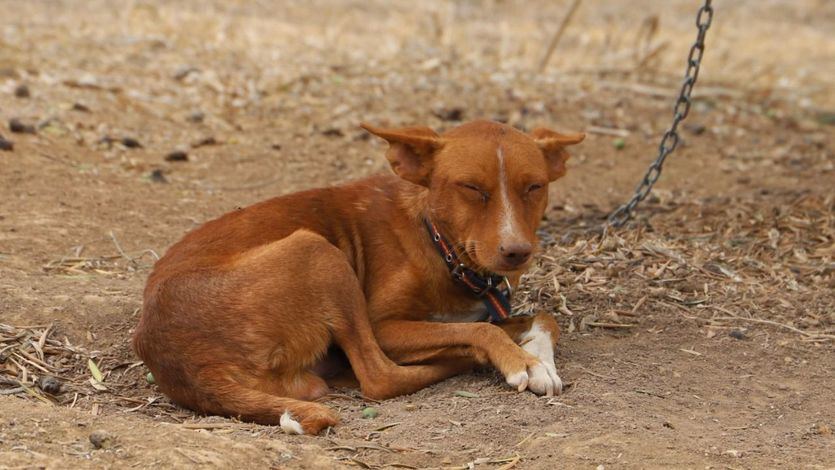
[
  {"xmin": 530, "ymin": 128, "xmax": 585, "ymax": 181},
  {"xmin": 361, "ymin": 123, "xmax": 442, "ymax": 186}
]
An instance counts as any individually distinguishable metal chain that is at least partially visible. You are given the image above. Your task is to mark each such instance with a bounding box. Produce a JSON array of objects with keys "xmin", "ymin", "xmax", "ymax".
[{"xmin": 607, "ymin": 0, "xmax": 714, "ymax": 228}]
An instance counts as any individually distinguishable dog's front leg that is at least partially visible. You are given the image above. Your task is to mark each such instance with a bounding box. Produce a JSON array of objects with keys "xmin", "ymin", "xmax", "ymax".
[
  {"xmin": 374, "ymin": 319, "xmax": 560, "ymax": 395},
  {"xmin": 493, "ymin": 313, "xmax": 562, "ymax": 395}
]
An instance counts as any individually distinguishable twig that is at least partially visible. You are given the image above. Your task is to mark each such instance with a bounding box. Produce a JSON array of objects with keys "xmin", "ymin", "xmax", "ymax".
[
  {"xmin": 709, "ymin": 307, "xmax": 834, "ymax": 339},
  {"xmin": 181, "ymin": 422, "xmax": 235, "ymax": 430},
  {"xmin": 497, "ymin": 454, "xmax": 522, "ymax": 470},
  {"xmin": 574, "ymin": 365, "xmax": 615, "ymax": 380},
  {"xmin": 514, "ymin": 431, "xmax": 535, "ymax": 448},
  {"xmin": 585, "ymin": 322, "xmax": 636, "ymax": 329},
  {"xmin": 631, "ymin": 295, "xmax": 648, "ymax": 315},
  {"xmin": 538, "ymin": 0, "xmax": 582, "ymax": 72},
  {"xmin": 109, "ymin": 231, "xmax": 137, "ymax": 267},
  {"xmin": 586, "ymin": 126, "xmax": 630, "ymax": 138}
]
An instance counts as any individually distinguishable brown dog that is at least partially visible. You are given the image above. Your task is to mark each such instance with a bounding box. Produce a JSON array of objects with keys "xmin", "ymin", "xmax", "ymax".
[{"xmin": 133, "ymin": 120, "xmax": 584, "ymax": 434}]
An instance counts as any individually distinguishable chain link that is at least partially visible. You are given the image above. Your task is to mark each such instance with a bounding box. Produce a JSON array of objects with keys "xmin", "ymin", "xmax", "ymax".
[{"xmin": 607, "ymin": 0, "xmax": 713, "ymax": 228}]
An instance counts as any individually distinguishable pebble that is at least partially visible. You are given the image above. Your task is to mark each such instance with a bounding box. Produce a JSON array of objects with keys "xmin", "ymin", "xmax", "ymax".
[
  {"xmin": 186, "ymin": 111, "xmax": 205, "ymax": 123},
  {"xmin": 150, "ymin": 169, "xmax": 168, "ymax": 183},
  {"xmin": 432, "ymin": 106, "xmax": 464, "ymax": 122},
  {"xmin": 729, "ymin": 329, "xmax": 746, "ymax": 340},
  {"xmin": 361, "ymin": 407, "xmax": 379, "ymax": 419},
  {"xmin": 9, "ymin": 118, "xmax": 36, "ymax": 134},
  {"xmin": 684, "ymin": 122, "xmax": 707, "ymax": 135},
  {"xmin": 37, "ymin": 376, "xmax": 62, "ymax": 395},
  {"xmin": 14, "ymin": 84, "xmax": 30, "ymax": 98},
  {"xmin": 321, "ymin": 128, "xmax": 344, "ymax": 138},
  {"xmin": 89, "ymin": 430, "xmax": 114, "ymax": 449},
  {"xmin": 165, "ymin": 150, "xmax": 188, "ymax": 162},
  {"xmin": 0, "ymin": 135, "xmax": 12, "ymax": 151},
  {"xmin": 121, "ymin": 137, "xmax": 143, "ymax": 149},
  {"xmin": 191, "ymin": 136, "xmax": 217, "ymax": 148}
]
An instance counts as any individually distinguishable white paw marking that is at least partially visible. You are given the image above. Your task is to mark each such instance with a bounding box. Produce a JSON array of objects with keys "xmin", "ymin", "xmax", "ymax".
[
  {"xmin": 505, "ymin": 370, "xmax": 529, "ymax": 392},
  {"xmin": 280, "ymin": 411, "xmax": 304, "ymax": 435},
  {"xmin": 520, "ymin": 322, "xmax": 563, "ymax": 396}
]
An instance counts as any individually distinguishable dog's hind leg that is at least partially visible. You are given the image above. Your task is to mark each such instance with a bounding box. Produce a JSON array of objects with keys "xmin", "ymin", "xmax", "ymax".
[{"xmin": 193, "ymin": 369, "xmax": 338, "ymax": 434}]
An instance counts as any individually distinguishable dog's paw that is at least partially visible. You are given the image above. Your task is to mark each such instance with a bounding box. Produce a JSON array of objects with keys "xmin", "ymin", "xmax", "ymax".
[
  {"xmin": 505, "ymin": 369, "xmax": 530, "ymax": 392},
  {"xmin": 519, "ymin": 317, "xmax": 562, "ymax": 396},
  {"xmin": 504, "ymin": 359, "xmax": 562, "ymax": 396},
  {"xmin": 527, "ymin": 360, "xmax": 563, "ymax": 396}
]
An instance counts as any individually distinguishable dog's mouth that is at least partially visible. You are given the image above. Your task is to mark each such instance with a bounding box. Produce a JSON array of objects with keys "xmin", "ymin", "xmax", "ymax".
[
  {"xmin": 461, "ymin": 241, "xmax": 519, "ymax": 275},
  {"xmin": 462, "ymin": 240, "xmax": 534, "ymax": 275}
]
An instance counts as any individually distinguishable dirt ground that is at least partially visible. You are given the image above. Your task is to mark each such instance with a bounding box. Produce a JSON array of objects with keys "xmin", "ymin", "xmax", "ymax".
[{"xmin": 1, "ymin": 1, "xmax": 833, "ymax": 468}]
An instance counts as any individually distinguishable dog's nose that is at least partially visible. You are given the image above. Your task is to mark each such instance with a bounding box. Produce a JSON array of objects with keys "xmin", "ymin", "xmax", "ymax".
[{"xmin": 499, "ymin": 242, "xmax": 532, "ymax": 267}]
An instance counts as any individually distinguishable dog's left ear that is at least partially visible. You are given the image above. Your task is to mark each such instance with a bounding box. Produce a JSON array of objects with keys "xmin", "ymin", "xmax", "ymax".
[
  {"xmin": 361, "ymin": 123, "xmax": 442, "ymax": 187},
  {"xmin": 530, "ymin": 128, "xmax": 585, "ymax": 181}
]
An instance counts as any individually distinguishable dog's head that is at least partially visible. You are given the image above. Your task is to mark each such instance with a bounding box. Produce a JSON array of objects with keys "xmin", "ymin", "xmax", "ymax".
[{"xmin": 363, "ymin": 120, "xmax": 584, "ymax": 275}]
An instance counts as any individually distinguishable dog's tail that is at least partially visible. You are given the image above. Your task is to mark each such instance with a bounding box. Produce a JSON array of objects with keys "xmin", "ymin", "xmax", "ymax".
[{"xmin": 174, "ymin": 373, "xmax": 339, "ymax": 435}]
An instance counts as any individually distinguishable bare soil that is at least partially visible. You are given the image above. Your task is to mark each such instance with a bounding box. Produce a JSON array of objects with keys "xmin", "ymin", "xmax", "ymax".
[{"xmin": 1, "ymin": 1, "xmax": 833, "ymax": 469}]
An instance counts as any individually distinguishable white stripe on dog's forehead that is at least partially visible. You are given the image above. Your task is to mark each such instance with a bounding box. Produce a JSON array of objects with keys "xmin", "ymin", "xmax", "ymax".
[{"xmin": 496, "ymin": 146, "xmax": 517, "ymax": 241}]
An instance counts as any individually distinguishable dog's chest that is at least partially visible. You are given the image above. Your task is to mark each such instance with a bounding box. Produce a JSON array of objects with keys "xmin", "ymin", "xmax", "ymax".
[{"xmin": 428, "ymin": 301, "xmax": 488, "ymax": 323}]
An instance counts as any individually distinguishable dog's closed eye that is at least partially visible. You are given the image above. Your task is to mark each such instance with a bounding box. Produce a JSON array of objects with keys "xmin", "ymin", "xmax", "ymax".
[{"xmin": 458, "ymin": 183, "xmax": 489, "ymax": 203}]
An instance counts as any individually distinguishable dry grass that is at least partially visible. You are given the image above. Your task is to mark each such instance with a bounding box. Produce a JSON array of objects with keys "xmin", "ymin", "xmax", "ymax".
[{"xmin": 519, "ymin": 190, "xmax": 834, "ymax": 342}]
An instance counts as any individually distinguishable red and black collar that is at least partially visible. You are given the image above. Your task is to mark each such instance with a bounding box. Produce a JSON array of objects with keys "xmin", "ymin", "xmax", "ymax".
[{"xmin": 424, "ymin": 219, "xmax": 513, "ymax": 323}]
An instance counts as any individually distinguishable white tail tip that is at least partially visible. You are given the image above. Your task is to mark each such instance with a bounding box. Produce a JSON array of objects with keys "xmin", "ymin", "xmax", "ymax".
[{"xmin": 280, "ymin": 411, "xmax": 305, "ymax": 435}]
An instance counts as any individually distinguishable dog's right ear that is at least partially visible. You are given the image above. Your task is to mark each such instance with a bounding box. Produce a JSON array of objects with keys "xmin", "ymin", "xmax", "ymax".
[{"xmin": 361, "ymin": 123, "xmax": 442, "ymax": 187}]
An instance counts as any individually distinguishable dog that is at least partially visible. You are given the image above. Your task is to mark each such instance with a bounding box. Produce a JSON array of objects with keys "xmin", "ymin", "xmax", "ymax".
[{"xmin": 133, "ymin": 120, "xmax": 585, "ymax": 434}]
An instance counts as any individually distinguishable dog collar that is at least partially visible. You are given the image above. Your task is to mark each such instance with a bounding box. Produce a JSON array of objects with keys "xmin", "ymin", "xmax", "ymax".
[{"xmin": 424, "ymin": 219, "xmax": 513, "ymax": 323}]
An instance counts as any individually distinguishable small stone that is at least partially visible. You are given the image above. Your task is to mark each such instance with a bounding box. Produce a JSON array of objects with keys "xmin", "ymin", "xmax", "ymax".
[
  {"xmin": 9, "ymin": 118, "xmax": 36, "ymax": 134},
  {"xmin": 321, "ymin": 128, "xmax": 344, "ymax": 138},
  {"xmin": 186, "ymin": 111, "xmax": 205, "ymax": 123},
  {"xmin": 361, "ymin": 407, "xmax": 379, "ymax": 419},
  {"xmin": 683, "ymin": 122, "xmax": 706, "ymax": 135},
  {"xmin": 729, "ymin": 329, "xmax": 746, "ymax": 340},
  {"xmin": 37, "ymin": 376, "xmax": 62, "ymax": 395},
  {"xmin": 404, "ymin": 404, "xmax": 417, "ymax": 411},
  {"xmin": 120, "ymin": 137, "xmax": 143, "ymax": 149},
  {"xmin": 173, "ymin": 65, "xmax": 199, "ymax": 81},
  {"xmin": 432, "ymin": 106, "xmax": 464, "ymax": 122},
  {"xmin": 14, "ymin": 84, "xmax": 30, "ymax": 98},
  {"xmin": 724, "ymin": 449, "xmax": 741, "ymax": 458},
  {"xmin": 89, "ymin": 430, "xmax": 114, "ymax": 449},
  {"xmin": 72, "ymin": 102, "xmax": 91, "ymax": 113},
  {"xmin": 149, "ymin": 169, "xmax": 167, "ymax": 183},
  {"xmin": 191, "ymin": 136, "xmax": 217, "ymax": 148},
  {"xmin": 165, "ymin": 150, "xmax": 188, "ymax": 162},
  {"xmin": 0, "ymin": 135, "xmax": 12, "ymax": 151}
]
